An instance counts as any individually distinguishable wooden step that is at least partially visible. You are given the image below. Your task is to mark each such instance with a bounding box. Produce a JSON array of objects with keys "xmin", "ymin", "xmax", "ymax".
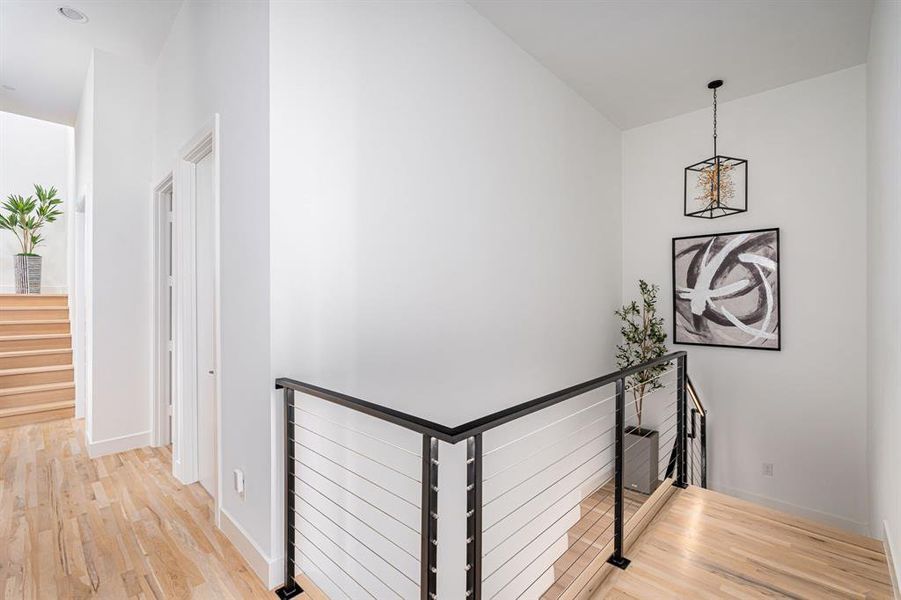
[
  {"xmin": 0, "ymin": 364, "xmax": 73, "ymax": 388},
  {"xmin": 0, "ymin": 294, "xmax": 68, "ymax": 308},
  {"xmin": 0, "ymin": 349, "xmax": 73, "ymax": 370},
  {"xmin": 0, "ymin": 320, "xmax": 70, "ymax": 335},
  {"xmin": 0, "ymin": 306, "xmax": 69, "ymax": 321},
  {"xmin": 0, "ymin": 334, "xmax": 71, "ymax": 352},
  {"xmin": 0, "ymin": 382, "xmax": 74, "ymax": 410},
  {"xmin": 0, "ymin": 399, "xmax": 74, "ymax": 428}
]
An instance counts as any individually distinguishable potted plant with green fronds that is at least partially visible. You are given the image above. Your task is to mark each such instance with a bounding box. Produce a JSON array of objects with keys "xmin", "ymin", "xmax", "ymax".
[
  {"xmin": 0, "ymin": 184, "xmax": 63, "ymax": 294},
  {"xmin": 615, "ymin": 280, "xmax": 669, "ymax": 494}
]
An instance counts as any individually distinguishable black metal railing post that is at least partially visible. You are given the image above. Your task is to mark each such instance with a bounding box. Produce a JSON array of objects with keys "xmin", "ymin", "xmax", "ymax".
[
  {"xmin": 421, "ymin": 436, "xmax": 439, "ymax": 600},
  {"xmin": 607, "ymin": 377, "xmax": 630, "ymax": 570},
  {"xmin": 275, "ymin": 388, "xmax": 303, "ymax": 599},
  {"xmin": 674, "ymin": 355, "xmax": 689, "ymax": 489},
  {"xmin": 700, "ymin": 412, "xmax": 708, "ymax": 488},
  {"xmin": 466, "ymin": 434, "xmax": 482, "ymax": 599},
  {"xmin": 690, "ymin": 408, "xmax": 697, "ymax": 485}
]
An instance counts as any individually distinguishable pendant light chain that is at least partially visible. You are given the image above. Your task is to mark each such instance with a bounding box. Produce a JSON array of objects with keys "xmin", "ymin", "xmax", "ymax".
[{"xmin": 712, "ymin": 86, "xmax": 718, "ymax": 157}]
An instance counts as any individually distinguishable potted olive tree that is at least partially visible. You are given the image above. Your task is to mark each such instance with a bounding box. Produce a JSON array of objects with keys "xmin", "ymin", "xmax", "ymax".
[
  {"xmin": 615, "ymin": 280, "xmax": 669, "ymax": 494},
  {"xmin": 0, "ymin": 185, "xmax": 63, "ymax": 294}
]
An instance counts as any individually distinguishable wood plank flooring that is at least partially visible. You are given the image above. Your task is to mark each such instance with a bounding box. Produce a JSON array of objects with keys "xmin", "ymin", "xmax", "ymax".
[
  {"xmin": 0, "ymin": 418, "xmax": 276, "ymax": 599},
  {"xmin": 4, "ymin": 417, "xmax": 892, "ymax": 599},
  {"xmin": 589, "ymin": 485, "xmax": 895, "ymax": 599}
]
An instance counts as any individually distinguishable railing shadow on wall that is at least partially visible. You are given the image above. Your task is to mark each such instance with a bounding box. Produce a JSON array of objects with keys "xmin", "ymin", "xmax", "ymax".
[{"xmin": 274, "ymin": 350, "xmax": 706, "ymax": 600}]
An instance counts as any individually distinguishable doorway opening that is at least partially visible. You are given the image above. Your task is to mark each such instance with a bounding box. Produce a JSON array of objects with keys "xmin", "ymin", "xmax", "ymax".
[{"xmin": 152, "ymin": 116, "xmax": 222, "ymax": 520}]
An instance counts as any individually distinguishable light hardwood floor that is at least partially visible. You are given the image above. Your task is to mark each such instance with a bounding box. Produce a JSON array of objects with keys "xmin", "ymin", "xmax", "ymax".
[
  {"xmin": 589, "ymin": 485, "xmax": 895, "ymax": 599},
  {"xmin": 0, "ymin": 418, "xmax": 276, "ymax": 599},
  {"xmin": 5, "ymin": 418, "xmax": 892, "ymax": 599}
]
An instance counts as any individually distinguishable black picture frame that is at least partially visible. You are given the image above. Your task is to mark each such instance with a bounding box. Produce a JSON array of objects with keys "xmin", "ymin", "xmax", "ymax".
[{"xmin": 671, "ymin": 227, "xmax": 781, "ymax": 351}]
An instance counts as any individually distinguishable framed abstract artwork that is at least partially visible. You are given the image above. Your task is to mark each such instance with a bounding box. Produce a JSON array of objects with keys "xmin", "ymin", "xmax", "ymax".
[{"xmin": 672, "ymin": 228, "xmax": 780, "ymax": 350}]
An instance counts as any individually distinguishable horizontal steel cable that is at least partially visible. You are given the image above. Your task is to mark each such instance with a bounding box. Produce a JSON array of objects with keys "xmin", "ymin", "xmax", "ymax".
[
  {"xmin": 483, "ymin": 368, "xmax": 676, "ymax": 459},
  {"xmin": 294, "ymin": 513, "xmax": 406, "ymax": 599},
  {"xmin": 294, "ymin": 493, "xmax": 419, "ymax": 586},
  {"xmin": 296, "ymin": 546, "xmax": 355, "ymax": 600},
  {"xmin": 484, "ymin": 423, "xmax": 616, "ymax": 507},
  {"xmin": 518, "ymin": 428, "xmax": 680, "ymax": 600},
  {"xmin": 293, "ymin": 527, "xmax": 378, "ymax": 600},
  {"xmin": 294, "ymin": 479, "xmax": 419, "ymax": 562},
  {"xmin": 483, "ymin": 391, "xmax": 617, "ymax": 458},
  {"xmin": 483, "ymin": 438, "xmax": 616, "ymax": 534},
  {"xmin": 484, "ymin": 395, "xmax": 678, "ymax": 532},
  {"xmin": 482, "ymin": 447, "xmax": 617, "ymax": 556},
  {"xmin": 483, "ymin": 410, "xmax": 614, "ymax": 483},
  {"xmin": 294, "ymin": 465, "xmax": 419, "ymax": 535},
  {"xmin": 294, "ymin": 405, "xmax": 421, "ymax": 458},
  {"xmin": 483, "ymin": 417, "xmax": 678, "ymax": 559},
  {"xmin": 291, "ymin": 437, "xmax": 420, "ymax": 509},
  {"xmin": 291, "ymin": 421, "xmax": 420, "ymax": 483},
  {"xmin": 482, "ymin": 481, "xmax": 615, "ymax": 587}
]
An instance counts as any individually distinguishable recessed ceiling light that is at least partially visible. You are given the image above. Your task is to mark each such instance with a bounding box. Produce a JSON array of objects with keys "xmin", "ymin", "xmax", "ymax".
[
  {"xmin": 57, "ymin": 6, "xmax": 88, "ymax": 23},
  {"xmin": 1, "ymin": 84, "xmax": 15, "ymax": 92}
]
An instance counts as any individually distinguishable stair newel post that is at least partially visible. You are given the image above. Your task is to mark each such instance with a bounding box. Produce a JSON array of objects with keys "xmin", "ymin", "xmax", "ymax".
[
  {"xmin": 421, "ymin": 435, "xmax": 439, "ymax": 600},
  {"xmin": 466, "ymin": 434, "xmax": 483, "ymax": 599},
  {"xmin": 675, "ymin": 354, "xmax": 689, "ymax": 489},
  {"xmin": 275, "ymin": 387, "xmax": 303, "ymax": 599},
  {"xmin": 607, "ymin": 376, "xmax": 630, "ymax": 569}
]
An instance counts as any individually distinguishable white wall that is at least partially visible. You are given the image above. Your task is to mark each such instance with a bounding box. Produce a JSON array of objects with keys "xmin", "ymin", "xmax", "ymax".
[
  {"xmin": 0, "ymin": 111, "xmax": 71, "ymax": 293},
  {"xmin": 83, "ymin": 49, "xmax": 153, "ymax": 453},
  {"xmin": 270, "ymin": 1, "xmax": 622, "ymax": 596},
  {"xmin": 152, "ymin": 0, "xmax": 272, "ymax": 568},
  {"xmin": 866, "ymin": 0, "xmax": 901, "ymax": 582},
  {"xmin": 622, "ymin": 66, "xmax": 869, "ymax": 532},
  {"xmin": 73, "ymin": 58, "xmax": 94, "ymax": 423}
]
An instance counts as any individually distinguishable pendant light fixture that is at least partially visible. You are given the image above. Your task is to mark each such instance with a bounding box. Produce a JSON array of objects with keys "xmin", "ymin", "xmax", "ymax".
[{"xmin": 684, "ymin": 80, "xmax": 748, "ymax": 219}]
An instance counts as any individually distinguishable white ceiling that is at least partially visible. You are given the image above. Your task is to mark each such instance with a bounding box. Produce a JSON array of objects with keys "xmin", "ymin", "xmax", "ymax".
[
  {"xmin": 468, "ymin": 0, "xmax": 874, "ymax": 129},
  {"xmin": 0, "ymin": 1, "xmax": 183, "ymax": 125},
  {"xmin": 1, "ymin": 1, "xmax": 873, "ymax": 129}
]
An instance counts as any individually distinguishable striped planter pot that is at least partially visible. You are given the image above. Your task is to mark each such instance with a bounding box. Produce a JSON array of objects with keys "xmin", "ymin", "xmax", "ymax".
[{"xmin": 14, "ymin": 255, "xmax": 42, "ymax": 294}]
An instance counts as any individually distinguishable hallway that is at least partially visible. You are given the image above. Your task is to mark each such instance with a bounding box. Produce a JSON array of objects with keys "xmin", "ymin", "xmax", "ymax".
[{"xmin": 0, "ymin": 419, "xmax": 270, "ymax": 599}]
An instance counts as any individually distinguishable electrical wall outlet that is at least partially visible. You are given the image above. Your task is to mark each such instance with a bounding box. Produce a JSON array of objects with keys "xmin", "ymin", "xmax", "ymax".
[
  {"xmin": 234, "ymin": 469, "xmax": 245, "ymax": 499},
  {"xmin": 762, "ymin": 462, "xmax": 774, "ymax": 477}
]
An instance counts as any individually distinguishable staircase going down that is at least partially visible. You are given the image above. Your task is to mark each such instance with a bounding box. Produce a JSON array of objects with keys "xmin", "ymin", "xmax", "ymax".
[{"xmin": 0, "ymin": 294, "xmax": 74, "ymax": 428}]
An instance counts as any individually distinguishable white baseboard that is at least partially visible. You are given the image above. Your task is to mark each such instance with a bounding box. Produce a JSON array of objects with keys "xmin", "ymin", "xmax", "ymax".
[
  {"xmin": 87, "ymin": 429, "xmax": 151, "ymax": 458},
  {"xmin": 717, "ymin": 484, "xmax": 869, "ymax": 535},
  {"xmin": 884, "ymin": 520, "xmax": 900, "ymax": 600},
  {"xmin": 220, "ymin": 507, "xmax": 279, "ymax": 589}
]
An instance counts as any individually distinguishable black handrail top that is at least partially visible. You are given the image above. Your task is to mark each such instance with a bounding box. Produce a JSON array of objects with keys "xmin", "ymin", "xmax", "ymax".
[{"xmin": 276, "ymin": 350, "xmax": 686, "ymax": 444}]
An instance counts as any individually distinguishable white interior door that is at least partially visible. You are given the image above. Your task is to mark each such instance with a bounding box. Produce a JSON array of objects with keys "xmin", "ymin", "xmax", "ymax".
[{"xmin": 195, "ymin": 153, "xmax": 217, "ymax": 499}]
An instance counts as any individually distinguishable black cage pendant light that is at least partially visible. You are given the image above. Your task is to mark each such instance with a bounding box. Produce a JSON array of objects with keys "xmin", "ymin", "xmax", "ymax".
[{"xmin": 684, "ymin": 80, "xmax": 748, "ymax": 219}]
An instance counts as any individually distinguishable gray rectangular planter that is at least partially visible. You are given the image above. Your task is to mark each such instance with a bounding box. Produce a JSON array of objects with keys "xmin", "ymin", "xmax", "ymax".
[
  {"xmin": 14, "ymin": 254, "xmax": 42, "ymax": 294},
  {"xmin": 624, "ymin": 426, "xmax": 659, "ymax": 495}
]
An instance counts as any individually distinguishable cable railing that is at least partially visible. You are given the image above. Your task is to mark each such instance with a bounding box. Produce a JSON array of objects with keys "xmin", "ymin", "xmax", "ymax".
[{"xmin": 274, "ymin": 351, "xmax": 704, "ymax": 600}]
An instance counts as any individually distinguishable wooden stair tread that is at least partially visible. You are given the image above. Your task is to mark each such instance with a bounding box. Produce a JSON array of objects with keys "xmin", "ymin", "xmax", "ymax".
[
  {"xmin": 0, "ymin": 399, "xmax": 74, "ymax": 417},
  {"xmin": 0, "ymin": 333, "xmax": 70, "ymax": 340},
  {"xmin": 0, "ymin": 306, "xmax": 68, "ymax": 311},
  {"xmin": 0, "ymin": 381, "xmax": 74, "ymax": 396},
  {"xmin": 0, "ymin": 364, "xmax": 73, "ymax": 376},
  {"xmin": 0, "ymin": 348, "xmax": 72, "ymax": 358},
  {"xmin": 0, "ymin": 319, "xmax": 69, "ymax": 325}
]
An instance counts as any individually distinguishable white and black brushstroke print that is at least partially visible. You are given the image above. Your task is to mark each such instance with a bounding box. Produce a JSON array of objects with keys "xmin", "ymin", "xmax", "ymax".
[{"xmin": 672, "ymin": 228, "xmax": 780, "ymax": 350}]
